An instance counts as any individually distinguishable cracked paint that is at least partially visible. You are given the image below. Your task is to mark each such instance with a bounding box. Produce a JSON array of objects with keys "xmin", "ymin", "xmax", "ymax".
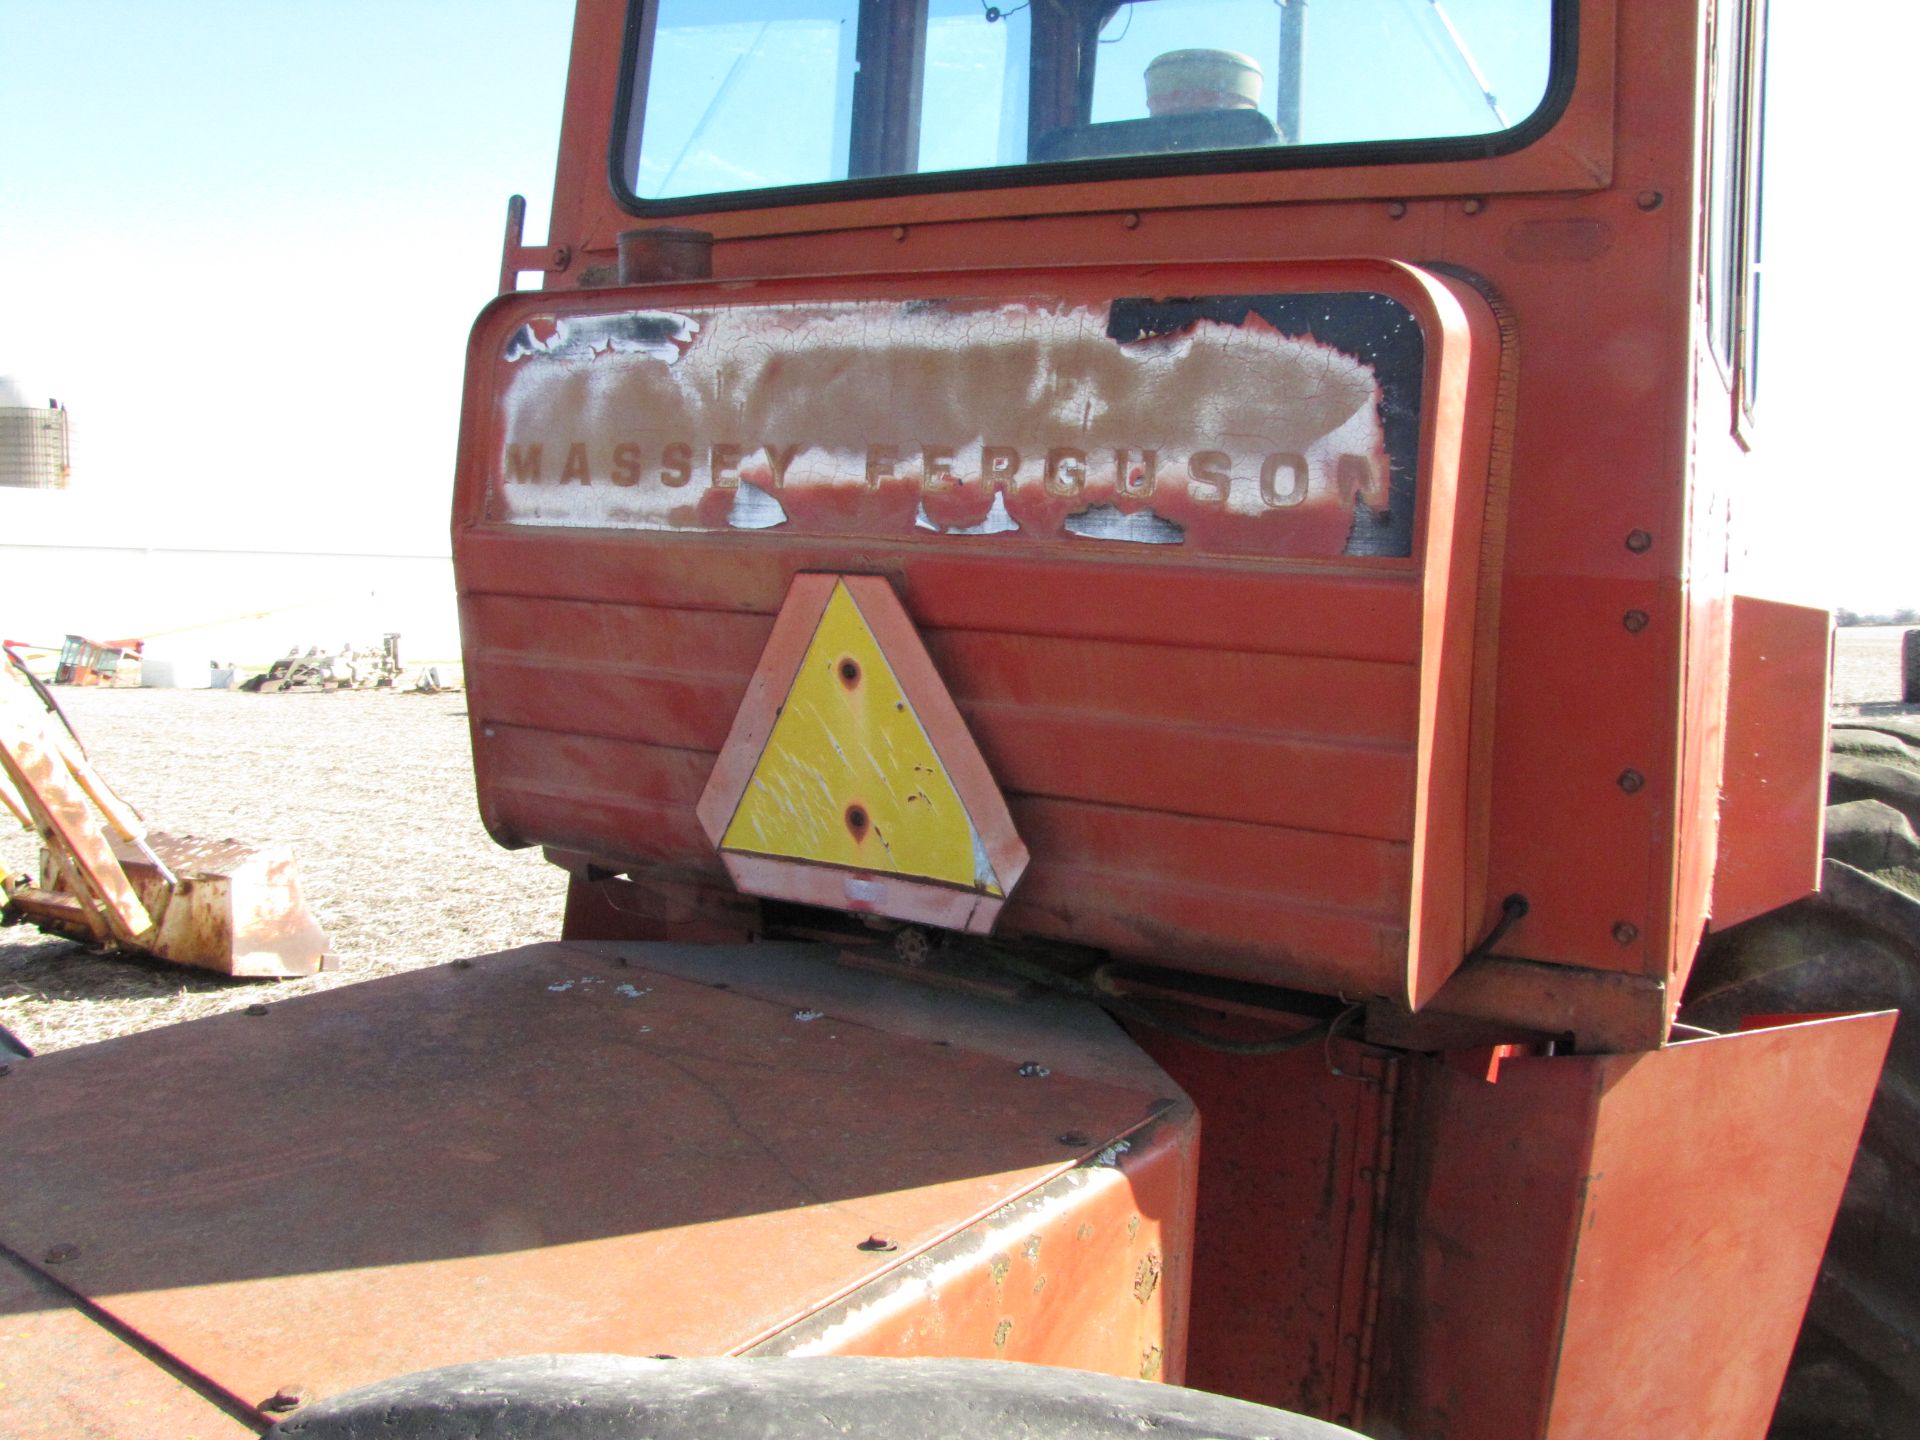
[{"xmin": 489, "ymin": 292, "xmax": 1416, "ymax": 558}]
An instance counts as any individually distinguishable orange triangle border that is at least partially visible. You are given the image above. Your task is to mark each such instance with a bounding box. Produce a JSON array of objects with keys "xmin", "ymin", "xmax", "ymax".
[{"xmin": 696, "ymin": 573, "xmax": 1030, "ymax": 936}]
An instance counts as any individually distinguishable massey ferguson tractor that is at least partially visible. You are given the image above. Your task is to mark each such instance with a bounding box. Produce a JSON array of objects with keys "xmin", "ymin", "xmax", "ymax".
[{"xmin": 2, "ymin": 1, "xmax": 1907, "ymax": 1437}]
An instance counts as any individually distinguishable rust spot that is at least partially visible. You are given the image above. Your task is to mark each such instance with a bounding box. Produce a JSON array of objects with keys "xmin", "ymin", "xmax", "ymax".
[
  {"xmin": 1140, "ymin": 1344, "xmax": 1163, "ymax": 1380},
  {"xmin": 1033, "ymin": 1274, "xmax": 1048, "ymax": 1295},
  {"xmin": 1022, "ymin": 1235, "xmax": 1042, "ymax": 1262},
  {"xmin": 837, "ymin": 656, "xmax": 861, "ymax": 689},
  {"xmin": 1076, "ymin": 1223, "xmax": 1095, "ymax": 1241},
  {"xmin": 993, "ymin": 1317, "xmax": 1013, "ymax": 1349},
  {"xmin": 1126, "ymin": 1214, "xmax": 1140, "ymax": 1240},
  {"xmin": 989, "ymin": 1252, "xmax": 1010, "ymax": 1291},
  {"xmin": 844, "ymin": 804, "xmax": 869, "ymax": 840},
  {"xmin": 1134, "ymin": 1250, "xmax": 1162, "ymax": 1305}
]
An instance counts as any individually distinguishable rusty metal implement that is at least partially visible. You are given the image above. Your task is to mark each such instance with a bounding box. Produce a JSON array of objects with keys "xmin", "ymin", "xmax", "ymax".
[{"xmin": 0, "ymin": 656, "xmax": 332, "ymax": 976}]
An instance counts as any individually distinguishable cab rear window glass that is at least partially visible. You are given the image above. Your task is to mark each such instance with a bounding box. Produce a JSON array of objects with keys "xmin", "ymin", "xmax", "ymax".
[{"xmin": 618, "ymin": 0, "xmax": 1563, "ymax": 208}]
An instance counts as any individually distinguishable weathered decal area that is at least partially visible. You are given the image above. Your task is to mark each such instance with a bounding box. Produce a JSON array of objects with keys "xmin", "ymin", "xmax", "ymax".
[{"xmin": 490, "ymin": 293, "xmax": 1421, "ymax": 559}]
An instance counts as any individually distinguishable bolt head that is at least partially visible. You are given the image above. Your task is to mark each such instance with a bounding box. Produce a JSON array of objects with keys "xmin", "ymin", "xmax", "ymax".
[
  {"xmin": 1623, "ymin": 609, "xmax": 1650, "ymax": 634},
  {"xmin": 1625, "ymin": 529, "xmax": 1654, "ymax": 554},
  {"xmin": 857, "ymin": 1233, "xmax": 899, "ymax": 1252},
  {"xmin": 1618, "ymin": 769, "xmax": 1646, "ymax": 794},
  {"xmin": 1462, "ymin": 196, "xmax": 1486, "ymax": 215},
  {"xmin": 245, "ymin": 1003, "xmax": 270, "ymax": 1017},
  {"xmin": 1386, "ymin": 200, "xmax": 1408, "ymax": 219},
  {"xmin": 1122, "ymin": 211, "xmax": 1142, "ymax": 229},
  {"xmin": 1612, "ymin": 921, "xmax": 1640, "ymax": 946},
  {"xmin": 1058, "ymin": 1131, "xmax": 1093, "ymax": 1147},
  {"xmin": 44, "ymin": 1243, "xmax": 79, "ymax": 1264},
  {"xmin": 1017, "ymin": 1061, "xmax": 1051, "ymax": 1078},
  {"xmin": 1636, "ymin": 190, "xmax": 1664, "ymax": 211}
]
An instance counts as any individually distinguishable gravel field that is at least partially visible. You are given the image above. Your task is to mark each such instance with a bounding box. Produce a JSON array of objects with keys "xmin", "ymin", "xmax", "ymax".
[
  {"xmin": 4, "ymin": 625, "xmax": 1913, "ymax": 1054},
  {"xmin": 1, "ymin": 685, "xmax": 564, "ymax": 1054}
]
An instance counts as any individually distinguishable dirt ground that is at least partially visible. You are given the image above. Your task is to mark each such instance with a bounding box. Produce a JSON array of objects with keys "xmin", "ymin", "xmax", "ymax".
[
  {"xmin": 5, "ymin": 626, "xmax": 1913, "ymax": 1055},
  {"xmin": 1, "ymin": 686, "xmax": 564, "ymax": 1054}
]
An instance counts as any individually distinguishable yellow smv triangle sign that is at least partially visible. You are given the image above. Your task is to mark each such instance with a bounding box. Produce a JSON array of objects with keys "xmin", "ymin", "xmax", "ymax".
[{"xmin": 721, "ymin": 582, "xmax": 1001, "ymax": 895}]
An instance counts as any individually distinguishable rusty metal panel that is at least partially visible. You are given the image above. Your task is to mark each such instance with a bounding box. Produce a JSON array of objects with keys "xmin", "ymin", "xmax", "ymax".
[
  {"xmin": 1371, "ymin": 1012, "xmax": 1896, "ymax": 1440},
  {"xmin": 0, "ymin": 1250, "xmax": 255, "ymax": 1440},
  {"xmin": 455, "ymin": 259, "xmax": 1499, "ymax": 1011},
  {"xmin": 0, "ymin": 942, "xmax": 1182, "ymax": 1420},
  {"xmin": 1709, "ymin": 595, "xmax": 1830, "ymax": 933},
  {"xmin": 1133, "ymin": 1031, "xmax": 1394, "ymax": 1428},
  {"xmin": 754, "ymin": 1109, "xmax": 1196, "ymax": 1387}
]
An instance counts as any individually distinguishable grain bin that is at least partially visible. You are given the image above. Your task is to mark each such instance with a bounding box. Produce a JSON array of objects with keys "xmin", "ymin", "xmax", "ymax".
[{"xmin": 0, "ymin": 399, "xmax": 71, "ymax": 489}]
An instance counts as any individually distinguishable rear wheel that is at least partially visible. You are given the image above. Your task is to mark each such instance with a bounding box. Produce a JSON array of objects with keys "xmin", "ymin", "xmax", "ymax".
[
  {"xmin": 1682, "ymin": 719, "xmax": 1920, "ymax": 1440},
  {"xmin": 261, "ymin": 1355, "xmax": 1362, "ymax": 1440}
]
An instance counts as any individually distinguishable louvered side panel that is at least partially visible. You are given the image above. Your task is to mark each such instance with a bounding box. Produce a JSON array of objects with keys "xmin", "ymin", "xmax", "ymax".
[{"xmin": 464, "ymin": 589, "xmax": 1420, "ymax": 993}]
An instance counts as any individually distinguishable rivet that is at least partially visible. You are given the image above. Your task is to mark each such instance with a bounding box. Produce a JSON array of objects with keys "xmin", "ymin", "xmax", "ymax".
[
  {"xmin": 1612, "ymin": 922, "xmax": 1640, "ymax": 946},
  {"xmin": 1635, "ymin": 190, "xmax": 1664, "ymax": 211},
  {"xmin": 44, "ymin": 1243, "xmax": 79, "ymax": 1265},
  {"xmin": 1618, "ymin": 769, "xmax": 1645, "ymax": 794},
  {"xmin": 1017, "ymin": 1061, "xmax": 1051, "ymax": 1078},
  {"xmin": 550, "ymin": 246, "xmax": 571, "ymax": 272},
  {"xmin": 1462, "ymin": 197, "xmax": 1486, "ymax": 215},
  {"xmin": 1386, "ymin": 200, "xmax": 1408, "ymax": 219},
  {"xmin": 1625, "ymin": 529, "xmax": 1654, "ymax": 553},
  {"xmin": 1623, "ymin": 609, "xmax": 1650, "ymax": 633},
  {"xmin": 452, "ymin": 957, "xmax": 473, "ymax": 969},
  {"xmin": 245, "ymin": 1003, "xmax": 270, "ymax": 1017},
  {"xmin": 1058, "ymin": 1131, "xmax": 1093, "ymax": 1147},
  {"xmin": 892, "ymin": 225, "xmax": 908, "ymax": 242},
  {"xmin": 857, "ymin": 1233, "xmax": 899, "ymax": 1252},
  {"xmin": 1122, "ymin": 211, "xmax": 1142, "ymax": 230}
]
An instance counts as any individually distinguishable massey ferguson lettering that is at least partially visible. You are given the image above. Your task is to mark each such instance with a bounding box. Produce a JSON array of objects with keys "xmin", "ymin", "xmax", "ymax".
[{"xmin": 489, "ymin": 295, "xmax": 1423, "ymax": 558}]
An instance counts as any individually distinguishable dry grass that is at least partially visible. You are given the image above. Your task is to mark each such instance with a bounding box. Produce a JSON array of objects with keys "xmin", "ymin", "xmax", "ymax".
[{"xmin": 1, "ymin": 686, "xmax": 564, "ymax": 1054}]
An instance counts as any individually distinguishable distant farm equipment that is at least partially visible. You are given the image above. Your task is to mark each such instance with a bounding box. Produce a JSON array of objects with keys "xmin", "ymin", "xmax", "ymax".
[{"xmin": 241, "ymin": 634, "xmax": 404, "ymax": 693}]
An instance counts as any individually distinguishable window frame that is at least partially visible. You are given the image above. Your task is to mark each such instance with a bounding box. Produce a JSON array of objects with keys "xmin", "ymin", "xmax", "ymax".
[
  {"xmin": 606, "ymin": 0, "xmax": 1583, "ymax": 217},
  {"xmin": 1703, "ymin": 0, "xmax": 1768, "ymax": 440}
]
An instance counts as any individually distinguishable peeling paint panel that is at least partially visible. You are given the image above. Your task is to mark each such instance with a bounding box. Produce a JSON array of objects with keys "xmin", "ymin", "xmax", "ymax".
[{"xmin": 489, "ymin": 291, "xmax": 1421, "ymax": 560}]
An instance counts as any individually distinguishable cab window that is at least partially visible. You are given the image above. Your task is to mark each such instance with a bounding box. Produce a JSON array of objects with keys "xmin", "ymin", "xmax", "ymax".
[{"xmin": 619, "ymin": 0, "xmax": 1563, "ymax": 208}]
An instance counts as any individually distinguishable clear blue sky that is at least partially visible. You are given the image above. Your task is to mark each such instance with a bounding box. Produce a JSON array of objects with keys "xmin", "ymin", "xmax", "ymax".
[{"xmin": 1, "ymin": 1, "xmax": 1911, "ymax": 609}]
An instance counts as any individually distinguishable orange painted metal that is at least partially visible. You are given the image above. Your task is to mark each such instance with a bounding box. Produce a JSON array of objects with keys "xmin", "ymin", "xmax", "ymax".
[
  {"xmin": 1130, "ymin": 1029, "xmax": 1398, "ymax": 1428},
  {"xmin": 754, "ymin": 1110, "xmax": 1195, "ymax": 1386},
  {"xmin": 455, "ymin": 258, "xmax": 1498, "ymax": 1010},
  {"xmin": 0, "ymin": 941, "xmax": 1194, "ymax": 1419},
  {"xmin": 1709, "ymin": 595, "xmax": 1830, "ymax": 932},
  {"xmin": 1371, "ymin": 1012, "xmax": 1895, "ymax": 1439},
  {"xmin": 0, "ymin": 1250, "xmax": 255, "ymax": 1440}
]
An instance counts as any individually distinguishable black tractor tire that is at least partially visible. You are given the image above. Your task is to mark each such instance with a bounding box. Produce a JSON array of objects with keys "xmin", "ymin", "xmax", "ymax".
[
  {"xmin": 1682, "ymin": 721, "xmax": 1920, "ymax": 1440},
  {"xmin": 263, "ymin": 1355, "xmax": 1362, "ymax": 1440}
]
